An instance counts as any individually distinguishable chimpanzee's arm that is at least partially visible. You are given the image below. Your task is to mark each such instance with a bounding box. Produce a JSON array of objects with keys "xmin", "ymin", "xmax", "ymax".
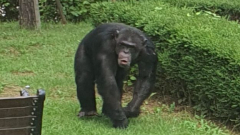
[
  {"xmin": 124, "ymin": 47, "xmax": 158, "ymax": 118},
  {"xmin": 95, "ymin": 53, "xmax": 128, "ymax": 128}
]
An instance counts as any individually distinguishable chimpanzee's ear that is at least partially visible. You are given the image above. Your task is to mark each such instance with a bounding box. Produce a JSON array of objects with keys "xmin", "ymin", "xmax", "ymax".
[
  {"xmin": 112, "ymin": 29, "xmax": 119, "ymax": 39},
  {"xmin": 141, "ymin": 35, "xmax": 148, "ymax": 47}
]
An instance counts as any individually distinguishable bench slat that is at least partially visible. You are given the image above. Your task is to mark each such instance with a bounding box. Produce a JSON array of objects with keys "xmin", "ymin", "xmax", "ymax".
[
  {"xmin": 0, "ymin": 127, "xmax": 32, "ymax": 135},
  {"xmin": 0, "ymin": 106, "xmax": 35, "ymax": 118},
  {"xmin": 0, "ymin": 116, "xmax": 36, "ymax": 128},
  {"xmin": 0, "ymin": 97, "xmax": 38, "ymax": 108}
]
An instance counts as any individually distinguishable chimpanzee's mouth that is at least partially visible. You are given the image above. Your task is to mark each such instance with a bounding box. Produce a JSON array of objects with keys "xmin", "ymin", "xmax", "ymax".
[
  {"xmin": 120, "ymin": 60, "xmax": 128, "ymax": 65},
  {"xmin": 118, "ymin": 58, "xmax": 130, "ymax": 68}
]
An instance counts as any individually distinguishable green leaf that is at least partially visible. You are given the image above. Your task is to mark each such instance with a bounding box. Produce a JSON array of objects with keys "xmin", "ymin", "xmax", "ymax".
[
  {"xmin": 231, "ymin": 105, "xmax": 238, "ymax": 108},
  {"xmin": 4, "ymin": 3, "xmax": 10, "ymax": 6},
  {"xmin": 70, "ymin": 11, "xmax": 79, "ymax": 16},
  {"xmin": 154, "ymin": 7, "xmax": 163, "ymax": 11},
  {"xmin": 83, "ymin": 1, "xmax": 90, "ymax": 5},
  {"xmin": 195, "ymin": 12, "xmax": 201, "ymax": 15},
  {"xmin": 127, "ymin": 81, "xmax": 133, "ymax": 86},
  {"xmin": 130, "ymin": 76, "xmax": 136, "ymax": 80}
]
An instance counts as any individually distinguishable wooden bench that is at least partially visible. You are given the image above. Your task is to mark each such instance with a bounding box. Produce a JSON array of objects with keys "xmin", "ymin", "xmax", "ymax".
[{"xmin": 0, "ymin": 89, "xmax": 45, "ymax": 135}]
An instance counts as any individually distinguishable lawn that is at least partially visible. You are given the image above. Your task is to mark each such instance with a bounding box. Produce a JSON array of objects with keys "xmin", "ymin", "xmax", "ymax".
[{"xmin": 0, "ymin": 22, "xmax": 233, "ymax": 135}]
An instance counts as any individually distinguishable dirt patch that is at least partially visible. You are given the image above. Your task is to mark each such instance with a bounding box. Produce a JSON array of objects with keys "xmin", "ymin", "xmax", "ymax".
[
  {"xmin": 11, "ymin": 70, "xmax": 35, "ymax": 76},
  {"xmin": 0, "ymin": 85, "xmax": 22, "ymax": 97},
  {"xmin": 124, "ymin": 93, "xmax": 191, "ymax": 114},
  {"xmin": 122, "ymin": 87, "xmax": 239, "ymax": 134},
  {"xmin": 65, "ymin": 49, "xmax": 74, "ymax": 57},
  {"xmin": 122, "ymin": 87, "xmax": 190, "ymax": 114},
  {"xmin": 1, "ymin": 47, "xmax": 21, "ymax": 57},
  {"xmin": 27, "ymin": 44, "xmax": 41, "ymax": 52},
  {"xmin": 9, "ymin": 47, "xmax": 20, "ymax": 56},
  {"xmin": 229, "ymin": 14, "xmax": 240, "ymax": 23}
]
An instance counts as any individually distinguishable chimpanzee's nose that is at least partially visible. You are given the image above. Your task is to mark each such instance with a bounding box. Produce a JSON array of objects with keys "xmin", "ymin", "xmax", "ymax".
[{"xmin": 124, "ymin": 48, "xmax": 129, "ymax": 53}]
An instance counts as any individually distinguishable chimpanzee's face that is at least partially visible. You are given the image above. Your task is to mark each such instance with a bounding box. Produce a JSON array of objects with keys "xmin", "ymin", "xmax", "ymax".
[{"xmin": 115, "ymin": 29, "xmax": 146, "ymax": 69}]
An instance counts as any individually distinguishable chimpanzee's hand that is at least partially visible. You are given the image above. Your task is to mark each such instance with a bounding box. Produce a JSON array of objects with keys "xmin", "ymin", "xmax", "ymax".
[
  {"xmin": 123, "ymin": 107, "xmax": 140, "ymax": 118},
  {"xmin": 112, "ymin": 118, "xmax": 128, "ymax": 129}
]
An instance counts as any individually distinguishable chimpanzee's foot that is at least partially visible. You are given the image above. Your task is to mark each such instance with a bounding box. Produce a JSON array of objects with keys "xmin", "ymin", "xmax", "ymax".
[
  {"xmin": 123, "ymin": 107, "xmax": 140, "ymax": 118},
  {"xmin": 77, "ymin": 110, "xmax": 98, "ymax": 117},
  {"xmin": 112, "ymin": 118, "xmax": 128, "ymax": 129}
]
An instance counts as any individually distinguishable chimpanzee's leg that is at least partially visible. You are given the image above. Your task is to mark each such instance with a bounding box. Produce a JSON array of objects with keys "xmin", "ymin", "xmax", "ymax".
[{"xmin": 75, "ymin": 46, "xmax": 97, "ymax": 117}]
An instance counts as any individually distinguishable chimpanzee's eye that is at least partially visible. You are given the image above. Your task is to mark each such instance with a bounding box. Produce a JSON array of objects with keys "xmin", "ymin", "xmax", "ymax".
[
  {"xmin": 119, "ymin": 43, "xmax": 124, "ymax": 47},
  {"xmin": 120, "ymin": 44, "xmax": 126, "ymax": 49},
  {"xmin": 129, "ymin": 47, "xmax": 135, "ymax": 52}
]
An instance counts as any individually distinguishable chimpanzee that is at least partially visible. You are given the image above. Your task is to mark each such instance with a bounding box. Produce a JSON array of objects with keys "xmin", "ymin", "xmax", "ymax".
[{"xmin": 74, "ymin": 23, "xmax": 158, "ymax": 128}]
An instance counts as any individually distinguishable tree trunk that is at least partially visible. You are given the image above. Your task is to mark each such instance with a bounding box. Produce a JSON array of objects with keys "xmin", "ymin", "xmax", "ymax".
[
  {"xmin": 56, "ymin": 0, "xmax": 67, "ymax": 24},
  {"xmin": 19, "ymin": 0, "xmax": 41, "ymax": 29}
]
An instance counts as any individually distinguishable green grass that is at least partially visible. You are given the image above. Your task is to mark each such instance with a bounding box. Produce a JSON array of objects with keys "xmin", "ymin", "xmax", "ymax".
[
  {"xmin": 0, "ymin": 22, "xmax": 232, "ymax": 135},
  {"xmin": 43, "ymin": 98, "xmax": 229, "ymax": 135}
]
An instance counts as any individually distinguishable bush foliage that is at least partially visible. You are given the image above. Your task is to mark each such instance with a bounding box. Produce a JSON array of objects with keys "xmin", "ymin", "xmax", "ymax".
[
  {"xmin": 1, "ymin": 0, "xmax": 239, "ymax": 22},
  {"xmin": 88, "ymin": 0, "xmax": 240, "ymax": 127},
  {"xmin": 0, "ymin": 0, "xmax": 107, "ymax": 22},
  {"xmin": 160, "ymin": 0, "xmax": 240, "ymax": 21}
]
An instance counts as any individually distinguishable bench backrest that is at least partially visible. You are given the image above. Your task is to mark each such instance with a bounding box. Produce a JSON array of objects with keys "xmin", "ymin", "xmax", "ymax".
[{"xmin": 0, "ymin": 89, "xmax": 45, "ymax": 135}]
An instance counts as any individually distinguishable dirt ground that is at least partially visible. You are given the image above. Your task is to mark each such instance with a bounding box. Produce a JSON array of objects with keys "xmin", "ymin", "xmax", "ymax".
[{"xmin": 0, "ymin": 85, "xmax": 23, "ymax": 97}]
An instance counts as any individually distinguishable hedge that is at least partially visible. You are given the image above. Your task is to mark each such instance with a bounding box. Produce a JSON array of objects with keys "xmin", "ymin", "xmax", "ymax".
[
  {"xmin": 88, "ymin": 1, "xmax": 240, "ymax": 127},
  {"xmin": 0, "ymin": 0, "xmax": 107, "ymax": 22},
  {"xmin": 160, "ymin": 0, "xmax": 240, "ymax": 21},
  {"xmin": 2, "ymin": 0, "xmax": 239, "ymax": 22}
]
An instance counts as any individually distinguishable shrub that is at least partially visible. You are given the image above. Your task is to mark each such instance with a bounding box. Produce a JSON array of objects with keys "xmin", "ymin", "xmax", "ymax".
[
  {"xmin": 88, "ymin": 0, "xmax": 240, "ymax": 128},
  {"xmin": 0, "ymin": 0, "xmax": 107, "ymax": 22},
  {"xmin": 39, "ymin": 0, "xmax": 107, "ymax": 22},
  {"xmin": 0, "ymin": 0, "xmax": 18, "ymax": 21},
  {"xmin": 160, "ymin": 0, "xmax": 240, "ymax": 21}
]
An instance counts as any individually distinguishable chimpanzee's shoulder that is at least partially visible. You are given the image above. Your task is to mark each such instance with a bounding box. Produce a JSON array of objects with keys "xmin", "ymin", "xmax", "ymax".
[
  {"xmin": 94, "ymin": 23, "xmax": 128, "ymax": 33},
  {"xmin": 96, "ymin": 23, "xmax": 128, "ymax": 28}
]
